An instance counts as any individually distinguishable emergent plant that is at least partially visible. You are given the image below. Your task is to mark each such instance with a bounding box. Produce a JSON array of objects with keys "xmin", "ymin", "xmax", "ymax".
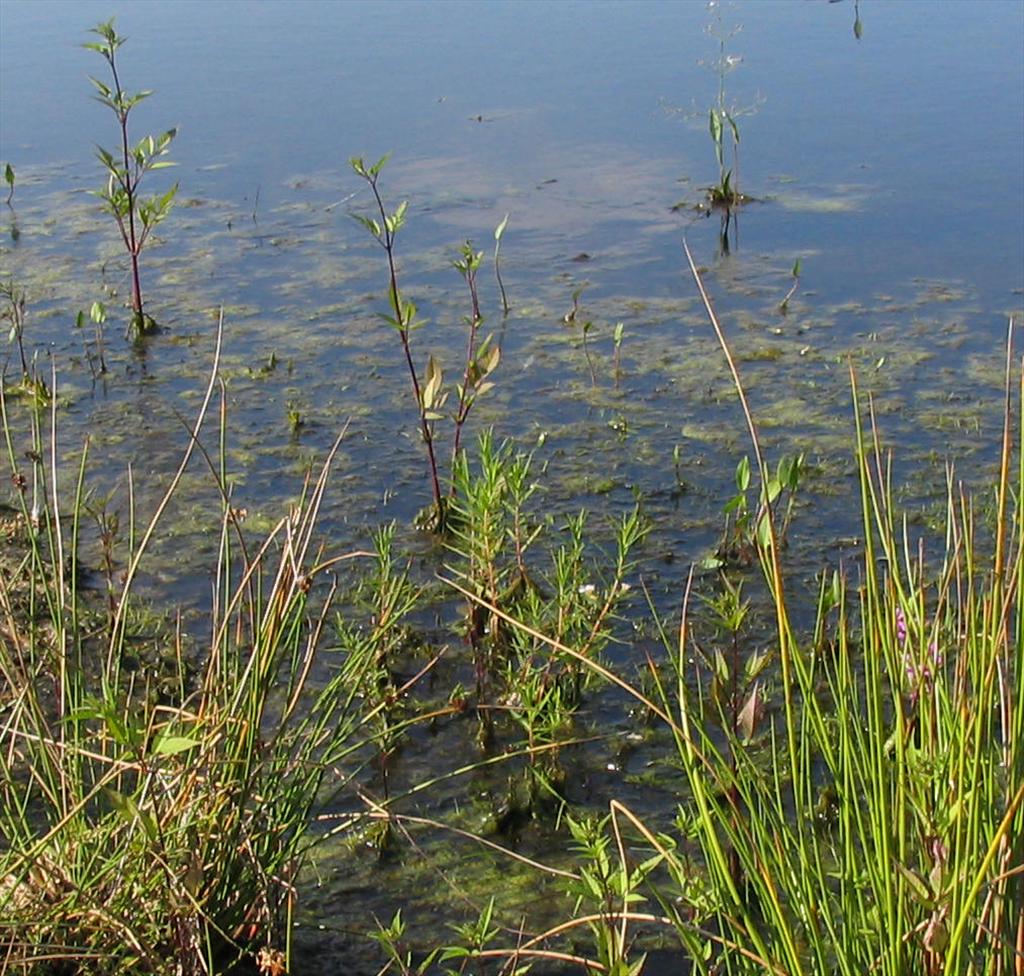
[
  {"xmin": 86, "ymin": 18, "xmax": 178, "ymax": 337},
  {"xmin": 350, "ymin": 155, "xmax": 501, "ymax": 532}
]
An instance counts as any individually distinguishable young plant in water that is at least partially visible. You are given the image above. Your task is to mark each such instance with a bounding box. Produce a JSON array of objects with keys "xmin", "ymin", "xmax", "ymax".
[
  {"xmin": 85, "ymin": 18, "xmax": 178, "ymax": 337},
  {"xmin": 75, "ymin": 300, "xmax": 109, "ymax": 377},
  {"xmin": 711, "ymin": 451, "xmax": 802, "ymax": 566},
  {"xmin": 612, "ymin": 321, "xmax": 625, "ymax": 387},
  {"xmin": 702, "ymin": 3, "xmax": 757, "ymax": 211},
  {"xmin": 493, "ymin": 212, "xmax": 510, "ymax": 316},
  {"xmin": 2, "ymin": 279, "xmax": 29, "ymax": 380},
  {"xmin": 350, "ymin": 156, "xmax": 502, "ymax": 531},
  {"xmin": 350, "ymin": 153, "xmax": 447, "ymax": 529},
  {"xmin": 450, "ymin": 241, "xmax": 501, "ymax": 484},
  {"xmin": 3, "ymin": 163, "xmax": 13, "ymax": 206},
  {"xmin": 778, "ymin": 257, "xmax": 802, "ymax": 313},
  {"xmin": 1, "ymin": 281, "xmax": 48, "ymax": 404}
]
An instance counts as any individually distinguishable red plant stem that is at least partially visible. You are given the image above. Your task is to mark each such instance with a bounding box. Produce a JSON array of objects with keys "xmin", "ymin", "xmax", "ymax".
[
  {"xmin": 108, "ymin": 55, "xmax": 143, "ymax": 318},
  {"xmin": 367, "ymin": 176, "xmax": 445, "ymax": 523}
]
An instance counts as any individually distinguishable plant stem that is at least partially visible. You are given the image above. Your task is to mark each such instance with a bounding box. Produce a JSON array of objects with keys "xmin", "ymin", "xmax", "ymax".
[
  {"xmin": 365, "ymin": 173, "xmax": 446, "ymax": 526},
  {"xmin": 107, "ymin": 54, "xmax": 144, "ymax": 323},
  {"xmin": 450, "ymin": 255, "xmax": 482, "ymax": 487},
  {"xmin": 494, "ymin": 214, "xmax": 510, "ymax": 316}
]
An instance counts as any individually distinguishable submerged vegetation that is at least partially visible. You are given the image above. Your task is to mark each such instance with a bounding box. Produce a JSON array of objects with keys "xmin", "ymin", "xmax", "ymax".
[{"xmin": 1, "ymin": 10, "xmax": 1021, "ymax": 976}]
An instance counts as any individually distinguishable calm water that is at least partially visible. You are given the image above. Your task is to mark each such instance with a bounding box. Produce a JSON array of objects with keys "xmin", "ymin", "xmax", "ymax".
[{"xmin": 2, "ymin": 0, "xmax": 1022, "ymax": 968}]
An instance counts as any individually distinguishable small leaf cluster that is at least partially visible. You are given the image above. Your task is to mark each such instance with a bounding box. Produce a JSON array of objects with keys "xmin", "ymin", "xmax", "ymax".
[{"xmin": 714, "ymin": 451, "xmax": 803, "ymax": 565}]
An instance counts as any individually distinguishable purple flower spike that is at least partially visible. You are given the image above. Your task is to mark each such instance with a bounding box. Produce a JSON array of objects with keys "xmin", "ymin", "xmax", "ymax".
[{"xmin": 895, "ymin": 607, "xmax": 907, "ymax": 645}]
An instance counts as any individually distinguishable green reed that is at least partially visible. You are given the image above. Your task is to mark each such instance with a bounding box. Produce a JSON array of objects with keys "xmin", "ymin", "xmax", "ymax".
[{"xmin": 438, "ymin": 258, "xmax": 1021, "ymax": 972}]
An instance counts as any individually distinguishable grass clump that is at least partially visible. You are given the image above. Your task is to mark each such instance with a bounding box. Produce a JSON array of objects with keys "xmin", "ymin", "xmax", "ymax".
[
  {"xmin": 445, "ymin": 273, "xmax": 1022, "ymax": 972},
  {"xmin": 0, "ymin": 328, "xmax": 406, "ymax": 974}
]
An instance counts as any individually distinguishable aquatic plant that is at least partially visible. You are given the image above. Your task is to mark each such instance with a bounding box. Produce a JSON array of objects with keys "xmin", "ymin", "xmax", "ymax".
[
  {"xmin": 85, "ymin": 18, "xmax": 178, "ymax": 337},
  {"xmin": 705, "ymin": 6, "xmax": 743, "ymax": 209},
  {"xmin": 708, "ymin": 451, "xmax": 802, "ymax": 568},
  {"xmin": 74, "ymin": 299, "xmax": 109, "ymax": 377},
  {"xmin": 350, "ymin": 154, "xmax": 447, "ymax": 528},
  {"xmin": 612, "ymin": 321, "xmax": 625, "ymax": 387},
  {"xmin": 1, "ymin": 279, "xmax": 29, "ymax": 380},
  {"xmin": 437, "ymin": 238, "xmax": 1021, "ymax": 972},
  {"xmin": 3, "ymin": 163, "xmax": 13, "ymax": 206},
  {"xmin": 446, "ymin": 434, "xmax": 646, "ymax": 819},
  {"xmin": 494, "ymin": 212, "xmax": 510, "ymax": 316},
  {"xmin": 778, "ymin": 257, "xmax": 802, "ymax": 313},
  {"xmin": 0, "ymin": 281, "xmax": 48, "ymax": 405},
  {"xmin": 450, "ymin": 241, "xmax": 502, "ymax": 488},
  {"xmin": 350, "ymin": 155, "xmax": 501, "ymax": 532},
  {"xmin": 693, "ymin": 2, "xmax": 764, "ymax": 216}
]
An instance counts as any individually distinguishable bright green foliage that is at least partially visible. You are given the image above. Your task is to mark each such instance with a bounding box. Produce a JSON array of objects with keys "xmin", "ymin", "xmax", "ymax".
[
  {"xmin": 86, "ymin": 18, "xmax": 178, "ymax": 337},
  {"xmin": 446, "ymin": 431, "xmax": 647, "ymax": 819}
]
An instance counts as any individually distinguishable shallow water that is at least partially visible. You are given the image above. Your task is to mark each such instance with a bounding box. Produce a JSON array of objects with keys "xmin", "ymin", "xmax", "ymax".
[{"xmin": 1, "ymin": 0, "xmax": 1022, "ymax": 969}]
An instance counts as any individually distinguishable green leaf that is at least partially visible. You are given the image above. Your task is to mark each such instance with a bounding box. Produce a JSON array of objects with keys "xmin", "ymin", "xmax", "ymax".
[
  {"xmin": 792, "ymin": 258, "xmax": 802, "ymax": 278},
  {"xmin": 723, "ymin": 493, "xmax": 745, "ymax": 515},
  {"xmin": 483, "ymin": 343, "xmax": 500, "ymax": 374},
  {"xmin": 737, "ymin": 683, "xmax": 760, "ymax": 742},
  {"xmin": 709, "ymin": 108, "xmax": 722, "ymax": 145},
  {"xmin": 735, "ymin": 455, "xmax": 750, "ymax": 493},
  {"xmin": 87, "ymin": 76, "xmax": 112, "ymax": 98},
  {"xmin": 494, "ymin": 213, "xmax": 509, "ymax": 241},
  {"xmin": 369, "ymin": 152, "xmax": 391, "ymax": 177},
  {"xmin": 152, "ymin": 734, "xmax": 199, "ymax": 756},
  {"xmin": 744, "ymin": 648, "xmax": 771, "ymax": 681},
  {"xmin": 755, "ymin": 509, "xmax": 772, "ymax": 549},
  {"xmin": 353, "ymin": 213, "xmax": 381, "ymax": 239},
  {"xmin": 725, "ymin": 111, "xmax": 740, "ymax": 145},
  {"xmin": 423, "ymin": 354, "xmax": 443, "ymax": 411},
  {"xmin": 896, "ymin": 863, "xmax": 935, "ymax": 907},
  {"xmin": 384, "ymin": 203, "xmax": 406, "ymax": 235}
]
